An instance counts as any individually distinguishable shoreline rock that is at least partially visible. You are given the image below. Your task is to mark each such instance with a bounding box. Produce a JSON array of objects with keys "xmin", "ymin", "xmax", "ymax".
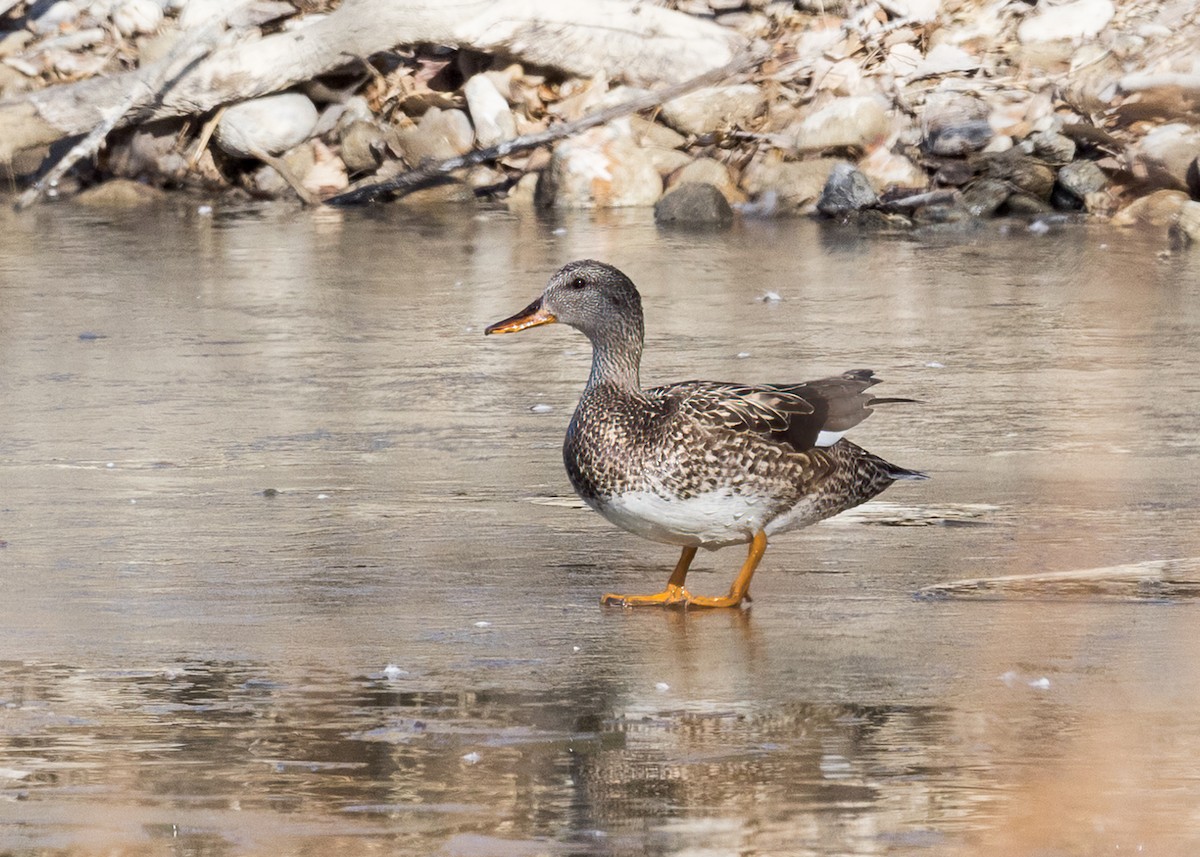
[{"xmin": 0, "ymin": 0, "xmax": 1195, "ymax": 240}]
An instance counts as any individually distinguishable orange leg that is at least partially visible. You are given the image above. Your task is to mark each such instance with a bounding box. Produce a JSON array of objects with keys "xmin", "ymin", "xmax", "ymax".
[{"xmin": 601, "ymin": 530, "xmax": 768, "ymax": 609}]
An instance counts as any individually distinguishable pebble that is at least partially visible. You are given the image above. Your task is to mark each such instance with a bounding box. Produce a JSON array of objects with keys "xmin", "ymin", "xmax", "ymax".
[
  {"xmin": 817, "ymin": 163, "xmax": 879, "ymax": 216},
  {"xmin": 1133, "ymin": 123, "xmax": 1200, "ymax": 191},
  {"xmin": 1168, "ymin": 200, "xmax": 1200, "ymax": 248},
  {"xmin": 980, "ymin": 149, "xmax": 1056, "ymax": 200},
  {"xmin": 857, "ymin": 148, "xmax": 927, "ymax": 191},
  {"xmin": 216, "ymin": 93, "xmax": 319, "ymax": 158},
  {"xmin": 1112, "ymin": 189, "xmax": 1190, "ymax": 227},
  {"xmin": 654, "ymin": 182, "xmax": 734, "ymax": 226},
  {"xmin": 112, "ymin": 0, "xmax": 163, "ymax": 36},
  {"xmin": 338, "ymin": 120, "xmax": 385, "ymax": 174},
  {"xmin": 1029, "ymin": 130, "xmax": 1076, "ymax": 166},
  {"xmin": 793, "ymin": 96, "xmax": 890, "ymax": 152},
  {"xmin": 464, "ymin": 73, "xmax": 517, "ymax": 148},
  {"xmin": 536, "ymin": 126, "xmax": 662, "ymax": 209},
  {"xmin": 960, "ymin": 178, "xmax": 1010, "ymax": 217},
  {"xmin": 659, "ymin": 84, "xmax": 766, "ymax": 136},
  {"xmin": 672, "ymin": 157, "xmax": 743, "ymax": 203},
  {"xmin": 926, "ymin": 120, "xmax": 993, "ymax": 156},
  {"xmin": 388, "ymin": 107, "xmax": 474, "ymax": 164},
  {"xmin": 1017, "ymin": 0, "xmax": 1115, "ymax": 43},
  {"xmin": 75, "ymin": 179, "xmax": 167, "ymax": 207},
  {"xmin": 1054, "ymin": 160, "xmax": 1107, "ymax": 206},
  {"xmin": 741, "ymin": 156, "xmax": 845, "ymax": 216}
]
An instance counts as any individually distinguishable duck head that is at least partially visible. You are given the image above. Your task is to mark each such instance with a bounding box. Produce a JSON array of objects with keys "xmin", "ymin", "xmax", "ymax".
[{"xmin": 484, "ymin": 260, "xmax": 644, "ymax": 345}]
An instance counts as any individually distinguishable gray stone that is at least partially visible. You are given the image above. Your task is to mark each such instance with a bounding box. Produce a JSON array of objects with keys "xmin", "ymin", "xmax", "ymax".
[
  {"xmin": 654, "ymin": 183, "xmax": 734, "ymax": 226},
  {"xmin": 1004, "ymin": 191, "xmax": 1054, "ymax": 216},
  {"xmin": 926, "ymin": 120, "xmax": 993, "ymax": 156},
  {"xmin": 107, "ymin": 120, "xmax": 187, "ymax": 182},
  {"xmin": 1030, "ymin": 130, "xmax": 1076, "ymax": 166},
  {"xmin": 980, "ymin": 149, "xmax": 1055, "ymax": 199},
  {"xmin": 339, "ymin": 120, "xmax": 385, "ymax": 174},
  {"xmin": 817, "ymin": 163, "xmax": 879, "ymax": 216},
  {"xmin": 912, "ymin": 203, "xmax": 972, "ymax": 225},
  {"xmin": 1053, "ymin": 160, "xmax": 1108, "ymax": 209},
  {"xmin": 961, "ymin": 178, "xmax": 1011, "ymax": 218}
]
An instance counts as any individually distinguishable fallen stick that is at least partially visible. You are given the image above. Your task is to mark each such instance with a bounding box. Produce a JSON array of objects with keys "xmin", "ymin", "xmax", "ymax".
[
  {"xmin": 14, "ymin": 15, "xmax": 230, "ymax": 210},
  {"xmin": 325, "ymin": 50, "xmax": 766, "ymax": 206},
  {"xmin": 0, "ymin": 0, "xmax": 744, "ymax": 165}
]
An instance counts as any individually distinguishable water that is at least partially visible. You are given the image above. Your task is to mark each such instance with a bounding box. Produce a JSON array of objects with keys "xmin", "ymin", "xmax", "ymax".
[{"xmin": 2, "ymin": 201, "xmax": 1199, "ymax": 856}]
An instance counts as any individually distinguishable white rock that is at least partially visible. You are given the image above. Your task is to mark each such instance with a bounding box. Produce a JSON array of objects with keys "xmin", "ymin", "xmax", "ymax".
[
  {"xmin": 464, "ymin": 74, "xmax": 516, "ymax": 148},
  {"xmin": 1017, "ymin": 0, "xmax": 1115, "ymax": 43},
  {"xmin": 177, "ymin": 0, "xmax": 234, "ymax": 30},
  {"xmin": 911, "ymin": 44, "xmax": 980, "ymax": 78},
  {"xmin": 659, "ymin": 84, "xmax": 766, "ymax": 136},
  {"xmin": 793, "ymin": 96, "xmax": 891, "ymax": 152},
  {"xmin": 32, "ymin": 1, "xmax": 78, "ymax": 34},
  {"xmin": 1172, "ymin": 200, "xmax": 1200, "ymax": 246},
  {"xmin": 857, "ymin": 147, "xmax": 927, "ymax": 190},
  {"xmin": 390, "ymin": 107, "xmax": 475, "ymax": 163},
  {"xmin": 894, "ymin": 0, "xmax": 941, "ymax": 22},
  {"xmin": 112, "ymin": 0, "xmax": 162, "ymax": 36},
  {"xmin": 1134, "ymin": 123, "xmax": 1200, "ymax": 190},
  {"xmin": 883, "ymin": 43, "xmax": 922, "ymax": 78},
  {"xmin": 536, "ymin": 125, "xmax": 662, "ymax": 208},
  {"xmin": 215, "ymin": 93, "xmax": 319, "ymax": 158}
]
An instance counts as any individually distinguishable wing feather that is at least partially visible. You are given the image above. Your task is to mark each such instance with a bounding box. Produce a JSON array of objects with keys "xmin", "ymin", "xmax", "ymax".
[{"xmin": 649, "ymin": 370, "xmax": 912, "ymax": 453}]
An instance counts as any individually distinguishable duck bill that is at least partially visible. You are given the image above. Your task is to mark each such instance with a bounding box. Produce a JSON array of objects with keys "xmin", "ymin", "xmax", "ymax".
[{"xmin": 484, "ymin": 297, "xmax": 557, "ymax": 335}]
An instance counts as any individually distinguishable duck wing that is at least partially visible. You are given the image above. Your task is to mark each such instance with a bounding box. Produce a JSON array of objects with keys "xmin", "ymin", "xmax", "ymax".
[{"xmin": 652, "ymin": 369, "xmax": 912, "ymax": 454}]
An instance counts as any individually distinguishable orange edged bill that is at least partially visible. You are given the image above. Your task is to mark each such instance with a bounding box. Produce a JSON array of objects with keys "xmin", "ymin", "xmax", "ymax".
[{"xmin": 484, "ymin": 297, "xmax": 557, "ymax": 335}]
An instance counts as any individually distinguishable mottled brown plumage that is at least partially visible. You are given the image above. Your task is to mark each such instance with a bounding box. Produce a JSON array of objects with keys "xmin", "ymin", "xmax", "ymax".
[{"xmin": 486, "ymin": 260, "xmax": 925, "ymax": 608}]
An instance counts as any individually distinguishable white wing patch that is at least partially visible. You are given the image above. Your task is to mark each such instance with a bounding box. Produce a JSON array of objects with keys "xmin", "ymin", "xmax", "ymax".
[{"xmin": 815, "ymin": 430, "xmax": 847, "ymax": 447}]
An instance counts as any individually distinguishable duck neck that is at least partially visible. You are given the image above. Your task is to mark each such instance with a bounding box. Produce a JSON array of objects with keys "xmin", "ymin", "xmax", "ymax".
[{"xmin": 586, "ymin": 329, "xmax": 643, "ymax": 392}]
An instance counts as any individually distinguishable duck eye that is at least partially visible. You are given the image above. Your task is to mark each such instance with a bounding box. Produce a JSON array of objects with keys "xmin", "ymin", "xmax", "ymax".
[{"xmin": 570, "ymin": 277, "xmax": 586, "ymax": 289}]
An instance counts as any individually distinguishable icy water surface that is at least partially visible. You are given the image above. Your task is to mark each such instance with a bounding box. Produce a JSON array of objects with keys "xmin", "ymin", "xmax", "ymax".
[{"xmin": 2, "ymin": 203, "xmax": 1199, "ymax": 856}]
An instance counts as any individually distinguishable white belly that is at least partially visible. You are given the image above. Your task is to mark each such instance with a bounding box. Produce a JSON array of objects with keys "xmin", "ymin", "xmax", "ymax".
[{"xmin": 594, "ymin": 488, "xmax": 770, "ymax": 549}]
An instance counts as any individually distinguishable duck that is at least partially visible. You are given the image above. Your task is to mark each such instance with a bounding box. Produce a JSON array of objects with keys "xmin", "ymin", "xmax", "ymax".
[{"xmin": 485, "ymin": 260, "xmax": 926, "ymax": 608}]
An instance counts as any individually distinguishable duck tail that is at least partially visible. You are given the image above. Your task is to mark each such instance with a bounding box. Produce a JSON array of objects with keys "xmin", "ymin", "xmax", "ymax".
[{"xmin": 886, "ymin": 463, "xmax": 929, "ymax": 481}]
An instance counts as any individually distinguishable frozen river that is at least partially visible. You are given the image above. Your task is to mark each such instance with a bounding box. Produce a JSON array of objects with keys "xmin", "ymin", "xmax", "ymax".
[{"xmin": 2, "ymin": 202, "xmax": 1199, "ymax": 855}]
